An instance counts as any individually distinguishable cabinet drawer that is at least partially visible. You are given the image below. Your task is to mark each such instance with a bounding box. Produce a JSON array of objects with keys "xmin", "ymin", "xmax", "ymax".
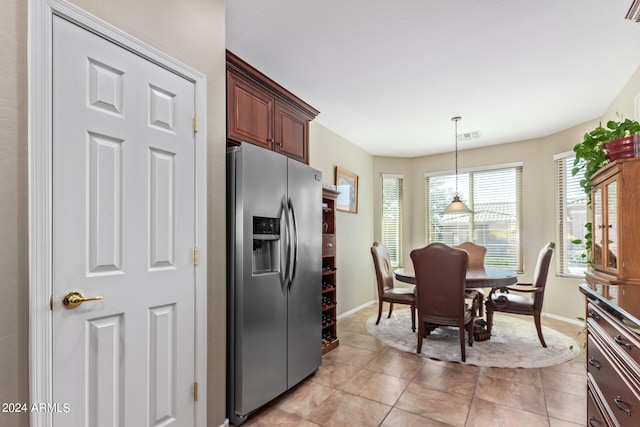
[
  {"xmin": 588, "ymin": 336, "xmax": 640, "ymax": 426},
  {"xmin": 588, "ymin": 303, "xmax": 640, "ymax": 368},
  {"xmin": 587, "ymin": 387, "xmax": 609, "ymax": 427},
  {"xmin": 322, "ymin": 234, "xmax": 335, "ymax": 256}
]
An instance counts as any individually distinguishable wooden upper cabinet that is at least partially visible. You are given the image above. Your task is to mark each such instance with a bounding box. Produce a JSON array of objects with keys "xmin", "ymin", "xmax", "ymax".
[
  {"xmin": 274, "ymin": 101, "xmax": 308, "ymax": 163},
  {"xmin": 227, "ymin": 71, "xmax": 274, "ymax": 150},
  {"xmin": 226, "ymin": 50, "xmax": 319, "ymax": 164},
  {"xmin": 587, "ymin": 158, "xmax": 640, "ymax": 286}
]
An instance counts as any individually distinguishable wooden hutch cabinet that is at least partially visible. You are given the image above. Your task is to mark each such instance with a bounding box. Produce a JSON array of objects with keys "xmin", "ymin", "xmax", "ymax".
[
  {"xmin": 321, "ymin": 187, "xmax": 339, "ymax": 354},
  {"xmin": 587, "ymin": 158, "xmax": 640, "ymax": 284},
  {"xmin": 226, "ymin": 50, "xmax": 319, "ymax": 164},
  {"xmin": 582, "ymin": 158, "xmax": 640, "ymax": 427}
]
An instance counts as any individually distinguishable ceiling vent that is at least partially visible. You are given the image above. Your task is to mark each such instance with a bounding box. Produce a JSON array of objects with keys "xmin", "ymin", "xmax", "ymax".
[
  {"xmin": 626, "ymin": 0, "xmax": 640, "ymax": 22},
  {"xmin": 457, "ymin": 131, "xmax": 480, "ymax": 142}
]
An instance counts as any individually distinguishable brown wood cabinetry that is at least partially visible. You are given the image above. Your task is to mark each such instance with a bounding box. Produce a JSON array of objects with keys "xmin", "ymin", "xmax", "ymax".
[
  {"xmin": 585, "ymin": 302, "xmax": 640, "ymax": 427},
  {"xmin": 582, "ymin": 158, "xmax": 640, "ymax": 426},
  {"xmin": 322, "ymin": 188, "xmax": 339, "ymax": 354},
  {"xmin": 226, "ymin": 50, "xmax": 319, "ymax": 164},
  {"xmin": 586, "ymin": 158, "xmax": 640, "ymax": 286}
]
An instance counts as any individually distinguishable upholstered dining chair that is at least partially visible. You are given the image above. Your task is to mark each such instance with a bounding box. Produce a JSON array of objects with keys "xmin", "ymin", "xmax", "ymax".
[
  {"xmin": 410, "ymin": 243, "xmax": 476, "ymax": 362},
  {"xmin": 485, "ymin": 242, "xmax": 555, "ymax": 347},
  {"xmin": 454, "ymin": 242, "xmax": 487, "ymax": 268},
  {"xmin": 370, "ymin": 242, "xmax": 416, "ymax": 332},
  {"xmin": 454, "ymin": 242, "xmax": 487, "ymax": 316}
]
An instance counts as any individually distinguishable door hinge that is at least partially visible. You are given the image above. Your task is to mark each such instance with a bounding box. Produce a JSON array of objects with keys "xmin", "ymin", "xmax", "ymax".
[
  {"xmin": 193, "ymin": 114, "xmax": 199, "ymax": 133},
  {"xmin": 193, "ymin": 382, "xmax": 198, "ymax": 400},
  {"xmin": 193, "ymin": 247, "xmax": 199, "ymax": 265},
  {"xmin": 50, "ymin": 295, "xmax": 53, "ymax": 311}
]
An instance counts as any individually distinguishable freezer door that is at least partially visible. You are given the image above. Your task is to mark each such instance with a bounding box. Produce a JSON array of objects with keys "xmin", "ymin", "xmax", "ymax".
[
  {"xmin": 228, "ymin": 143, "xmax": 289, "ymax": 417},
  {"xmin": 286, "ymin": 159, "xmax": 322, "ymax": 387}
]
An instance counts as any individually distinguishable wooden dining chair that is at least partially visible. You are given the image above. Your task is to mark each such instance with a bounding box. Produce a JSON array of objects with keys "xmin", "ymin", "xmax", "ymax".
[
  {"xmin": 370, "ymin": 242, "xmax": 416, "ymax": 331},
  {"xmin": 454, "ymin": 242, "xmax": 487, "ymax": 316},
  {"xmin": 410, "ymin": 243, "xmax": 476, "ymax": 362},
  {"xmin": 485, "ymin": 242, "xmax": 555, "ymax": 347}
]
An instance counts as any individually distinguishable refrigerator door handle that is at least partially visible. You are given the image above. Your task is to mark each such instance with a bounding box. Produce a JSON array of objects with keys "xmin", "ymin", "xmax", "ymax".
[
  {"xmin": 287, "ymin": 198, "xmax": 299, "ymax": 289},
  {"xmin": 281, "ymin": 197, "xmax": 291, "ymax": 290}
]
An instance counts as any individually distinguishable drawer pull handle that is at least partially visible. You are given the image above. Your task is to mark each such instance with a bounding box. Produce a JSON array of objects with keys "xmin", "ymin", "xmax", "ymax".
[
  {"xmin": 588, "ymin": 416, "xmax": 603, "ymax": 426},
  {"xmin": 614, "ymin": 335, "xmax": 632, "ymax": 350},
  {"xmin": 588, "ymin": 311, "xmax": 601, "ymax": 322},
  {"xmin": 588, "ymin": 357, "xmax": 601, "ymax": 369},
  {"xmin": 326, "ymin": 243, "xmax": 333, "ymax": 247},
  {"xmin": 614, "ymin": 396, "xmax": 632, "ymax": 416}
]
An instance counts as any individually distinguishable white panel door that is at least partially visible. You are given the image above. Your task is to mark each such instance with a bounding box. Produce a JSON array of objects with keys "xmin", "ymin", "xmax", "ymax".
[{"xmin": 52, "ymin": 16, "xmax": 196, "ymax": 426}]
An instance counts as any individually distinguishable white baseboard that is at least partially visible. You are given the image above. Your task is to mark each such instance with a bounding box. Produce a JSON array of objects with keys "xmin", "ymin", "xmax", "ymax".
[
  {"xmin": 542, "ymin": 311, "xmax": 585, "ymax": 326},
  {"xmin": 334, "ymin": 299, "xmax": 585, "ymax": 328},
  {"xmin": 337, "ymin": 300, "xmax": 376, "ymax": 320}
]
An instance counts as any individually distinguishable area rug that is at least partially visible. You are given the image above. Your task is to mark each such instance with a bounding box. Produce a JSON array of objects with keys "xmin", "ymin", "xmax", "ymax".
[{"xmin": 366, "ymin": 309, "xmax": 580, "ymax": 368}]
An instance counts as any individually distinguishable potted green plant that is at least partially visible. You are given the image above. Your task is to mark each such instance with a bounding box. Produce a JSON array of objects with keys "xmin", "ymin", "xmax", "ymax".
[{"xmin": 571, "ymin": 117, "xmax": 640, "ymax": 257}]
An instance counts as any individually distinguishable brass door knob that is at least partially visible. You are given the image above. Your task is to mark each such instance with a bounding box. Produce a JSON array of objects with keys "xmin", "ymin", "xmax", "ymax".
[{"xmin": 62, "ymin": 291, "xmax": 104, "ymax": 309}]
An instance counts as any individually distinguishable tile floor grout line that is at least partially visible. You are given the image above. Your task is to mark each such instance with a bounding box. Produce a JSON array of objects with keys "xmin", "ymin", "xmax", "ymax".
[{"xmin": 238, "ymin": 305, "xmax": 586, "ymax": 426}]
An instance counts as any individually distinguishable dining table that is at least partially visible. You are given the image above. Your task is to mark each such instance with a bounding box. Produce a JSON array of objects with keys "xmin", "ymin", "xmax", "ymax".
[
  {"xmin": 394, "ymin": 265, "xmax": 518, "ymax": 341},
  {"xmin": 394, "ymin": 265, "xmax": 518, "ymax": 288}
]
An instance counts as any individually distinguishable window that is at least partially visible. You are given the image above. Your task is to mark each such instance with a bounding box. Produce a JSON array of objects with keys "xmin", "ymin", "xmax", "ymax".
[
  {"xmin": 381, "ymin": 174, "xmax": 404, "ymax": 267},
  {"xmin": 555, "ymin": 152, "xmax": 588, "ymax": 276},
  {"xmin": 425, "ymin": 164, "xmax": 523, "ymax": 271}
]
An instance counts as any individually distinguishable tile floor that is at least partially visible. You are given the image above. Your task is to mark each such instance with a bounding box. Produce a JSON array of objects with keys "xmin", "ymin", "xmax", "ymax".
[{"xmin": 240, "ymin": 304, "xmax": 587, "ymax": 427}]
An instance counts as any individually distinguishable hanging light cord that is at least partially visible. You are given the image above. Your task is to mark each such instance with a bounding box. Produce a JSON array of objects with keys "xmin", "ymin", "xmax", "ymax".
[{"xmin": 452, "ymin": 116, "xmax": 461, "ymax": 195}]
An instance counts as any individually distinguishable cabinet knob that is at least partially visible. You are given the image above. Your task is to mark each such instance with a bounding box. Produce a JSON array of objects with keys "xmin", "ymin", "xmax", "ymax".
[
  {"xmin": 614, "ymin": 396, "xmax": 632, "ymax": 416},
  {"xmin": 614, "ymin": 334, "xmax": 632, "ymax": 350},
  {"xmin": 588, "ymin": 357, "xmax": 601, "ymax": 369},
  {"xmin": 588, "ymin": 416, "xmax": 603, "ymax": 427}
]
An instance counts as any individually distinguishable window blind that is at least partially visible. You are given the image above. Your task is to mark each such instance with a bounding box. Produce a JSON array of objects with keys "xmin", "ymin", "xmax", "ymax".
[
  {"xmin": 556, "ymin": 154, "xmax": 588, "ymax": 276},
  {"xmin": 425, "ymin": 165, "xmax": 523, "ymax": 271},
  {"xmin": 381, "ymin": 174, "xmax": 403, "ymax": 267}
]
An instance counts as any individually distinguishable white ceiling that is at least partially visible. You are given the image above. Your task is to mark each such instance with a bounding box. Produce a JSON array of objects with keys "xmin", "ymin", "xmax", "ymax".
[{"xmin": 226, "ymin": 0, "xmax": 640, "ymax": 157}]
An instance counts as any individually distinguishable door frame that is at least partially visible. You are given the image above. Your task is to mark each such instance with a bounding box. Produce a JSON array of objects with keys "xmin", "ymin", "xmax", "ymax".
[{"xmin": 28, "ymin": 1, "xmax": 208, "ymax": 426}]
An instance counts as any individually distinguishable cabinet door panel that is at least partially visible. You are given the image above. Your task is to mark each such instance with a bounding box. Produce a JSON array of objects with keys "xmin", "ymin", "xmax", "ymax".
[
  {"xmin": 593, "ymin": 186, "xmax": 603, "ymax": 269},
  {"xmin": 275, "ymin": 101, "xmax": 308, "ymax": 164},
  {"xmin": 606, "ymin": 179, "xmax": 618, "ymax": 271},
  {"xmin": 227, "ymin": 71, "xmax": 273, "ymax": 149}
]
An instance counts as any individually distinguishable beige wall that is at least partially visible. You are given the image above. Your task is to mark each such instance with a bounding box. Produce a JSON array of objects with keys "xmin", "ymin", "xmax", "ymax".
[
  {"xmin": 372, "ymin": 63, "xmax": 640, "ymax": 323},
  {"xmin": 0, "ymin": 0, "xmax": 227, "ymax": 425},
  {"xmin": 310, "ymin": 122, "xmax": 376, "ymax": 315},
  {"xmin": 0, "ymin": 2, "xmax": 29, "ymax": 427},
  {"xmin": 311, "ymin": 64, "xmax": 640, "ymax": 324},
  {"xmin": 603, "ymin": 64, "xmax": 640, "ymax": 122},
  {"xmin": 386, "ymin": 123, "xmax": 599, "ymax": 322}
]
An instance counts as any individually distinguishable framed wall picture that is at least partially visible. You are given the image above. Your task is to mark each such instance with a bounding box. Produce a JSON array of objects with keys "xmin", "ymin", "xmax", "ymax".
[{"xmin": 335, "ymin": 166, "xmax": 358, "ymax": 213}]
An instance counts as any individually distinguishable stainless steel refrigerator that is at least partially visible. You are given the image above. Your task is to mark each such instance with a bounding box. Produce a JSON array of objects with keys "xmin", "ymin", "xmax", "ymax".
[{"xmin": 227, "ymin": 143, "xmax": 322, "ymax": 425}]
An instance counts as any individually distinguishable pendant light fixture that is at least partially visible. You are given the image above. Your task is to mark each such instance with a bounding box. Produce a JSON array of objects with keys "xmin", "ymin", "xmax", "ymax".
[{"xmin": 444, "ymin": 116, "xmax": 472, "ymax": 214}]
